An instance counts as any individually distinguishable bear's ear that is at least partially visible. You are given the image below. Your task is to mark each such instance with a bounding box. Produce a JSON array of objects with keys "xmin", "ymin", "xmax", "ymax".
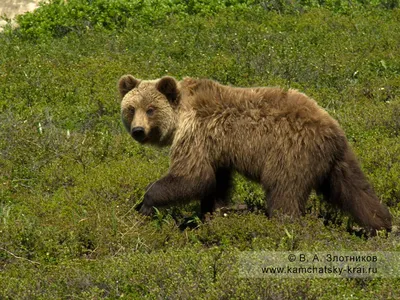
[
  {"xmin": 118, "ymin": 75, "xmax": 140, "ymax": 98},
  {"xmin": 156, "ymin": 76, "xmax": 179, "ymax": 103}
]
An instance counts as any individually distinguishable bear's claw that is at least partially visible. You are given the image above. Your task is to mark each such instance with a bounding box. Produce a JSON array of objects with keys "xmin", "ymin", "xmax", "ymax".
[{"xmin": 136, "ymin": 200, "xmax": 154, "ymax": 216}]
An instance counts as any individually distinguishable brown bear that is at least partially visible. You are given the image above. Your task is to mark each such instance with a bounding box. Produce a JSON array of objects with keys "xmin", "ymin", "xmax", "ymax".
[{"xmin": 118, "ymin": 75, "xmax": 392, "ymax": 233}]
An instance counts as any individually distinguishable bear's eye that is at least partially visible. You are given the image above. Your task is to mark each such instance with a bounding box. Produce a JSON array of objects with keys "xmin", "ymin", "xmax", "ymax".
[
  {"xmin": 146, "ymin": 107, "xmax": 155, "ymax": 116},
  {"xmin": 128, "ymin": 106, "xmax": 135, "ymax": 115}
]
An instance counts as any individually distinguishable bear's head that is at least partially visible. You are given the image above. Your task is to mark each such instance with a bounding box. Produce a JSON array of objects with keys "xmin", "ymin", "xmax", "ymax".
[{"xmin": 118, "ymin": 75, "xmax": 180, "ymax": 147}]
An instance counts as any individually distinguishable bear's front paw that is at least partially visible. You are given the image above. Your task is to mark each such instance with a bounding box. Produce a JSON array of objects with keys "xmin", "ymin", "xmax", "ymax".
[
  {"xmin": 136, "ymin": 191, "xmax": 157, "ymax": 216},
  {"xmin": 139, "ymin": 203, "xmax": 155, "ymax": 216},
  {"xmin": 135, "ymin": 200, "xmax": 154, "ymax": 216}
]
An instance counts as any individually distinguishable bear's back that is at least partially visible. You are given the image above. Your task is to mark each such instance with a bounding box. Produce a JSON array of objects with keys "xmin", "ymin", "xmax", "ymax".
[{"xmin": 179, "ymin": 78, "xmax": 333, "ymax": 129}]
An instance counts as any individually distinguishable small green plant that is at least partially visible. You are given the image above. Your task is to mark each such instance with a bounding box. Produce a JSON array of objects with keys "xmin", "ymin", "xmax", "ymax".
[{"xmin": 0, "ymin": 203, "xmax": 12, "ymax": 226}]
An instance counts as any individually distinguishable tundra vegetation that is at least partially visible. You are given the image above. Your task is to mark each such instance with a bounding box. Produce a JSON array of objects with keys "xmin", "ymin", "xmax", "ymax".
[{"xmin": 0, "ymin": 0, "xmax": 400, "ymax": 298}]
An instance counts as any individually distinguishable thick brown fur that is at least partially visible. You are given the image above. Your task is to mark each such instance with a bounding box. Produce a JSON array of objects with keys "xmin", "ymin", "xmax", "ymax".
[{"xmin": 118, "ymin": 75, "xmax": 392, "ymax": 233}]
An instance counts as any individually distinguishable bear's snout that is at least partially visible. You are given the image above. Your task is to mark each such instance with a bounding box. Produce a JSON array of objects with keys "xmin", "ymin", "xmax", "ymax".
[{"xmin": 131, "ymin": 126, "xmax": 146, "ymax": 142}]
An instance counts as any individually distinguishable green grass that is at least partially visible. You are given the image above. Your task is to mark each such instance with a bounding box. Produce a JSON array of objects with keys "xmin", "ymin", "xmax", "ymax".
[{"xmin": 1, "ymin": 0, "xmax": 400, "ymax": 298}]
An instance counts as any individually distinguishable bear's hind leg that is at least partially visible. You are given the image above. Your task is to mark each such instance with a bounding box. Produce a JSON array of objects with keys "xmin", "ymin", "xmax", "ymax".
[{"xmin": 263, "ymin": 181, "xmax": 312, "ymax": 218}]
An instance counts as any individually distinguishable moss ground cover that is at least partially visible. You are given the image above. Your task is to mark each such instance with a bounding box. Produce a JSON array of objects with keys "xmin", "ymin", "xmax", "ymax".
[{"xmin": 0, "ymin": 1, "xmax": 400, "ymax": 298}]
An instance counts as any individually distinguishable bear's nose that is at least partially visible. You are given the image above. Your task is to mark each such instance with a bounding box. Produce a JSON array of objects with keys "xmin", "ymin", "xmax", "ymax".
[{"xmin": 131, "ymin": 127, "xmax": 146, "ymax": 142}]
